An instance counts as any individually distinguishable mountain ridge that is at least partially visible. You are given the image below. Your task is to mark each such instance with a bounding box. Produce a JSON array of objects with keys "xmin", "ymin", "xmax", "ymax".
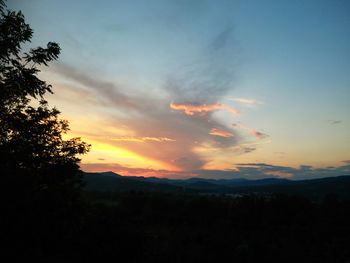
[{"xmin": 83, "ymin": 172, "xmax": 350, "ymax": 200}]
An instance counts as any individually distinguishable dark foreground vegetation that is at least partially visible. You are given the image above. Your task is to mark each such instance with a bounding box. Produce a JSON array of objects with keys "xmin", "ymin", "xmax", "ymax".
[{"xmin": 3, "ymin": 190, "xmax": 350, "ymax": 262}]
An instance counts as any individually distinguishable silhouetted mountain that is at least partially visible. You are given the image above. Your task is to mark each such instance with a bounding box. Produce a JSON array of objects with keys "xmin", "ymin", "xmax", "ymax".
[
  {"xmin": 83, "ymin": 172, "xmax": 350, "ymax": 200},
  {"xmin": 99, "ymin": 171, "xmax": 122, "ymax": 177},
  {"xmin": 84, "ymin": 172, "xmax": 188, "ymax": 193},
  {"xmin": 122, "ymin": 175, "xmax": 289, "ymax": 187}
]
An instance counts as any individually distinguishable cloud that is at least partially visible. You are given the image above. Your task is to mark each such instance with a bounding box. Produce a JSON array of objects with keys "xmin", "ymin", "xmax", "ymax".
[
  {"xmin": 249, "ymin": 130, "xmax": 268, "ymax": 140},
  {"xmin": 232, "ymin": 123, "xmax": 268, "ymax": 139},
  {"xmin": 241, "ymin": 146, "xmax": 256, "ymax": 153},
  {"xmin": 264, "ymin": 170, "xmax": 294, "ymax": 178},
  {"xmin": 164, "ymin": 24, "xmax": 237, "ymax": 104},
  {"xmin": 234, "ymin": 163, "xmax": 350, "ymax": 180},
  {"xmin": 211, "ymin": 26, "xmax": 233, "ymax": 51},
  {"xmin": 229, "ymin": 97, "xmax": 262, "ymax": 106},
  {"xmin": 111, "ymin": 137, "xmax": 175, "ymax": 143},
  {"xmin": 53, "ymin": 63, "xmax": 155, "ymax": 113},
  {"xmin": 327, "ymin": 120, "xmax": 342, "ymax": 125},
  {"xmin": 54, "ymin": 63, "xmax": 243, "ymax": 171},
  {"xmin": 81, "ymin": 162, "xmax": 350, "ymax": 180},
  {"xmin": 342, "ymin": 160, "xmax": 350, "ymax": 164},
  {"xmin": 170, "ymin": 102, "xmax": 239, "ymax": 116},
  {"xmin": 209, "ymin": 128, "xmax": 234, "ymax": 138},
  {"xmin": 53, "ymin": 22, "xmax": 242, "ymax": 171},
  {"xmin": 238, "ymin": 163, "xmax": 350, "ymax": 180}
]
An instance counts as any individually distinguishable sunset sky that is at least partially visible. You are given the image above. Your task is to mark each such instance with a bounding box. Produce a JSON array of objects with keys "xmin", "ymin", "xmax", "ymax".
[{"xmin": 10, "ymin": 0, "xmax": 350, "ymax": 179}]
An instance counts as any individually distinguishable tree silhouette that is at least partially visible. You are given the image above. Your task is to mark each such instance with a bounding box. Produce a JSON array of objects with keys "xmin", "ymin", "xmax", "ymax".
[{"xmin": 0, "ymin": 0, "xmax": 89, "ymax": 213}]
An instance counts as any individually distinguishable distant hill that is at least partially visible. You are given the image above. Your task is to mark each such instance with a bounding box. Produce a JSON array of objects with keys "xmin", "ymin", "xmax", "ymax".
[
  {"xmin": 83, "ymin": 172, "xmax": 350, "ymax": 200},
  {"xmin": 83, "ymin": 172, "xmax": 189, "ymax": 193}
]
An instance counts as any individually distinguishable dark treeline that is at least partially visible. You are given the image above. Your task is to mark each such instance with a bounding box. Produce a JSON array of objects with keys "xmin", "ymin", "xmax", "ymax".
[{"xmin": 3, "ymin": 191, "xmax": 350, "ymax": 262}]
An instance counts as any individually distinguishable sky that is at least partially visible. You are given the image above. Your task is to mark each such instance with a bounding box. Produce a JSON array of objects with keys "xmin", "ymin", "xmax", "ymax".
[{"xmin": 9, "ymin": 0, "xmax": 350, "ymax": 179}]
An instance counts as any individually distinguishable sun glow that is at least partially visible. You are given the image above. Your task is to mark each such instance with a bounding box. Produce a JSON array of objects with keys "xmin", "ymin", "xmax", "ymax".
[{"xmin": 63, "ymin": 131, "xmax": 179, "ymax": 172}]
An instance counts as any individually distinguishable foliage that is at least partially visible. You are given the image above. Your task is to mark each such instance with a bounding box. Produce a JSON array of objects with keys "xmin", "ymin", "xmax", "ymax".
[
  {"xmin": 0, "ymin": 6, "xmax": 89, "ymax": 256},
  {"xmin": 9, "ymin": 191, "xmax": 350, "ymax": 262},
  {"xmin": 71, "ymin": 192, "xmax": 350, "ymax": 262},
  {"xmin": 0, "ymin": 1, "xmax": 89, "ymax": 194},
  {"xmin": 0, "ymin": 1, "xmax": 90, "ymax": 251}
]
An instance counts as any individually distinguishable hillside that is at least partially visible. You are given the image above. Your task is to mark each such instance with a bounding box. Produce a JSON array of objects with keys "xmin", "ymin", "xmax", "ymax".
[{"xmin": 83, "ymin": 172, "xmax": 350, "ymax": 200}]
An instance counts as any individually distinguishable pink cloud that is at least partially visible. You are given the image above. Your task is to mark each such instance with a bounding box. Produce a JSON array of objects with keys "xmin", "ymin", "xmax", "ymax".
[
  {"xmin": 209, "ymin": 128, "xmax": 234, "ymax": 138},
  {"xmin": 170, "ymin": 102, "xmax": 239, "ymax": 116}
]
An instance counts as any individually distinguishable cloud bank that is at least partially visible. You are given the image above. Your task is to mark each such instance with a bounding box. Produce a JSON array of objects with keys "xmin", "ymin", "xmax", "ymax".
[
  {"xmin": 52, "ymin": 20, "xmax": 248, "ymax": 172},
  {"xmin": 50, "ymin": 4, "xmax": 272, "ymax": 174},
  {"xmin": 81, "ymin": 162, "xmax": 350, "ymax": 180}
]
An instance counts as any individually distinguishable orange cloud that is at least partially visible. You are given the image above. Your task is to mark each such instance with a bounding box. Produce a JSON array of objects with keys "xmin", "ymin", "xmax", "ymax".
[
  {"xmin": 170, "ymin": 102, "xmax": 239, "ymax": 116},
  {"xmin": 232, "ymin": 123, "xmax": 268, "ymax": 139},
  {"xmin": 209, "ymin": 128, "xmax": 234, "ymax": 138},
  {"xmin": 111, "ymin": 137, "xmax": 175, "ymax": 143}
]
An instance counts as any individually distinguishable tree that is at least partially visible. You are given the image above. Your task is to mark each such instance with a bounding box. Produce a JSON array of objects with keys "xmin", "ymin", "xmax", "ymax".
[
  {"xmin": 0, "ymin": 1, "xmax": 91, "ymax": 256},
  {"xmin": 0, "ymin": 0, "xmax": 89, "ymax": 219}
]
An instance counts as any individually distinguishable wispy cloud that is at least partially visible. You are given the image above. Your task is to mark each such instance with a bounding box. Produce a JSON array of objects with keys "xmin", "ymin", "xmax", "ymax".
[
  {"xmin": 170, "ymin": 102, "xmax": 239, "ymax": 116},
  {"xmin": 52, "ymin": 19, "xmax": 246, "ymax": 172},
  {"xmin": 111, "ymin": 137, "xmax": 175, "ymax": 143},
  {"xmin": 209, "ymin": 128, "xmax": 234, "ymax": 138},
  {"xmin": 327, "ymin": 120, "xmax": 342, "ymax": 125},
  {"xmin": 229, "ymin": 97, "xmax": 262, "ymax": 106},
  {"xmin": 232, "ymin": 123, "xmax": 268, "ymax": 139},
  {"xmin": 264, "ymin": 170, "xmax": 294, "ymax": 178},
  {"xmin": 54, "ymin": 63, "xmax": 242, "ymax": 171}
]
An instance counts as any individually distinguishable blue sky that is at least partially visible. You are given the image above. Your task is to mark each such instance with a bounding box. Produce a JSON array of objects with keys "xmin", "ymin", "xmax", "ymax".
[{"xmin": 9, "ymin": 0, "xmax": 350, "ymax": 178}]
